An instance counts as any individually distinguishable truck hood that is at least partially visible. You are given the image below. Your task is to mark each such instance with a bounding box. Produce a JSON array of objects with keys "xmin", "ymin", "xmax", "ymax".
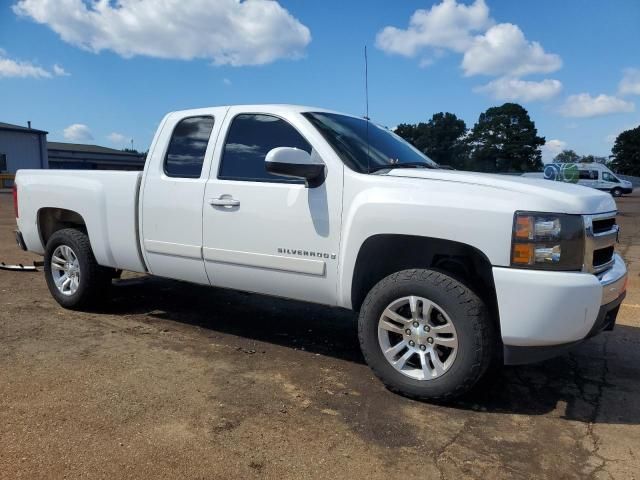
[{"xmin": 384, "ymin": 169, "xmax": 616, "ymax": 214}]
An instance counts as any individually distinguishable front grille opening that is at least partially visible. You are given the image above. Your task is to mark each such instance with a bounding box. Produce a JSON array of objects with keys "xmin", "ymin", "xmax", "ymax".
[
  {"xmin": 593, "ymin": 217, "xmax": 616, "ymax": 234},
  {"xmin": 593, "ymin": 246, "xmax": 614, "ymax": 267}
]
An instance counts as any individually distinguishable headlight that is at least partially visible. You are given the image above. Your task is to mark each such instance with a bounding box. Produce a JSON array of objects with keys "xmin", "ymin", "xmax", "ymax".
[{"xmin": 511, "ymin": 212, "xmax": 584, "ymax": 270}]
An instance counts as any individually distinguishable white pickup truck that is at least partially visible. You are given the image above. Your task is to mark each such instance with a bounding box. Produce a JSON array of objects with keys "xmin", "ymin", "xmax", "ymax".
[{"xmin": 13, "ymin": 105, "xmax": 627, "ymax": 400}]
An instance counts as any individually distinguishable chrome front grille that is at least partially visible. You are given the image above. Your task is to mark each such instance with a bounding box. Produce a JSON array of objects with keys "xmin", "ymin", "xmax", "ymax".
[
  {"xmin": 592, "ymin": 217, "xmax": 615, "ymax": 234},
  {"xmin": 583, "ymin": 212, "xmax": 618, "ymax": 274}
]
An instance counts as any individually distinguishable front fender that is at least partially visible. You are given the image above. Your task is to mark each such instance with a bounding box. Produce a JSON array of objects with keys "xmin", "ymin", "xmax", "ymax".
[{"xmin": 337, "ymin": 180, "xmax": 516, "ymax": 308}]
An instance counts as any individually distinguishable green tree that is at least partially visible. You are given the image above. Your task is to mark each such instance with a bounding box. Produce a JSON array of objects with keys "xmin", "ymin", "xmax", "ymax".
[
  {"xmin": 394, "ymin": 123, "xmax": 420, "ymax": 145},
  {"xmin": 467, "ymin": 103, "xmax": 545, "ymax": 172},
  {"xmin": 610, "ymin": 125, "xmax": 640, "ymax": 175},
  {"xmin": 395, "ymin": 112, "xmax": 468, "ymax": 169},
  {"xmin": 554, "ymin": 149, "xmax": 580, "ymax": 163}
]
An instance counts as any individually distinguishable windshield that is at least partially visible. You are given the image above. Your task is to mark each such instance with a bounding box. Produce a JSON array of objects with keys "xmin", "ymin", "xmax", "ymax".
[{"xmin": 303, "ymin": 112, "xmax": 438, "ymax": 173}]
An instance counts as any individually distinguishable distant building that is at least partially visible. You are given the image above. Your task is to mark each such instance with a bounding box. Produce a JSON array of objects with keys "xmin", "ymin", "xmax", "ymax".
[
  {"xmin": 47, "ymin": 142, "xmax": 145, "ymax": 170},
  {"xmin": 0, "ymin": 121, "xmax": 145, "ymax": 175},
  {"xmin": 0, "ymin": 121, "xmax": 49, "ymax": 173}
]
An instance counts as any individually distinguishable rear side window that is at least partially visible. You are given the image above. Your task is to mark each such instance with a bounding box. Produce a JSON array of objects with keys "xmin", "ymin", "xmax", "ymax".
[
  {"xmin": 218, "ymin": 114, "xmax": 312, "ymax": 183},
  {"xmin": 579, "ymin": 169, "xmax": 597, "ymax": 180},
  {"xmin": 164, "ymin": 116, "xmax": 215, "ymax": 178}
]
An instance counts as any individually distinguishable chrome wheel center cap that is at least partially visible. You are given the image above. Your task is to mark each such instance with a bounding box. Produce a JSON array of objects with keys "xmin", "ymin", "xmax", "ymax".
[{"xmin": 406, "ymin": 325, "xmax": 431, "ymax": 345}]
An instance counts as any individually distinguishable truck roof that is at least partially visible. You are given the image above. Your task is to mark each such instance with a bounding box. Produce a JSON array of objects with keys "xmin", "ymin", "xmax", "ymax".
[
  {"xmin": 167, "ymin": 104, "xmax": 350, "ymax": 117},
  {"xmin": 551, "ymin": 162, "xmax": 611, "ymax": 169}
]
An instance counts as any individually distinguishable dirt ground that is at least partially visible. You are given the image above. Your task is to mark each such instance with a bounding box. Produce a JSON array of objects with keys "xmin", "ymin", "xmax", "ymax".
[{"xmin": 1, "ymin": 191, "xmax": 639, "ymax": 480}]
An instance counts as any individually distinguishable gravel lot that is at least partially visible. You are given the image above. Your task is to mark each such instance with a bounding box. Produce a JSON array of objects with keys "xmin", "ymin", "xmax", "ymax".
[{"xmin": 1, "ymin": 191, "xmax": 639, "ymax": 479}]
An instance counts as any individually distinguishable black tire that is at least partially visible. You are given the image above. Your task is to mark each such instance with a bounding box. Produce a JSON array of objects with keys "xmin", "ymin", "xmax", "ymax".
[
  {"xmin": 611, "ymin": 187, "xmax": 622, "ymax": 198},
  {"xmin": 43, "ymin": 228, "xmax": 112, "ymax": 310},
  {"xmin": 358, "ymin": 269, "xmax": 495, "ymax": 401}
]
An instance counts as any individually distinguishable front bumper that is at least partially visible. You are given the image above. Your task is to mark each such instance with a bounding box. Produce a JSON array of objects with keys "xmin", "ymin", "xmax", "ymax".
[
  {"xmin": 493, "ymin": 253, "xmax": 627, "ymax": 365},
  {"xmin": 503, "ymin": 292, "xmax": 625, "ymax": 364}
]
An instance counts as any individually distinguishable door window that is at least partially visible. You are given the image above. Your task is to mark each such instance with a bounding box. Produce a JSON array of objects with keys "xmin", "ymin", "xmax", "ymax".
[
  {"xmin": 602, "ymin": 172, "xmax": 620, "ymax": 183},
  {"xmin": 218, "ymin": 114, "xmax": 312, "ymax": 183},
  {"xmin": 164, "ymin": 116, "xmax": 215, "ymax": 178}
]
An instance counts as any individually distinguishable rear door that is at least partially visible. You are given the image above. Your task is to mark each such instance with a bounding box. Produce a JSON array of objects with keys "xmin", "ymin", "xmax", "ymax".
[
  {"xmin": 578, "ymin": 169, "xmax": 598, "ymax": 189},
  {"xmin": 201, "ymin": 107, "xmax": 343, "ymax": 305},
  {"xmin": 140, "ymin": 108, "xmax": 227, "ymax": 283}
]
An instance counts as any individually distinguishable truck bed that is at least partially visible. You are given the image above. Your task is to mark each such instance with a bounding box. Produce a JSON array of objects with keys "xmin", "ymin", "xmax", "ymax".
[{"xmin": 15, "ymin": 170, "xmax": 146, "ymax": 273}]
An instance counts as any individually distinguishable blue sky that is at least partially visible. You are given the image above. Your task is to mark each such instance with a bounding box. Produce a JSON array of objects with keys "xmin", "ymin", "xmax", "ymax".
[{"xmin": 1, "ymin": 0, "xmax": 639, "ymax": 162}]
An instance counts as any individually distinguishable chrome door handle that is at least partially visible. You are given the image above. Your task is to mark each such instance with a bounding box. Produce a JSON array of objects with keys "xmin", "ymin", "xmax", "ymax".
[{"xmin": 209, "ymin": 196, "xmax": 240, "ymax": 207}]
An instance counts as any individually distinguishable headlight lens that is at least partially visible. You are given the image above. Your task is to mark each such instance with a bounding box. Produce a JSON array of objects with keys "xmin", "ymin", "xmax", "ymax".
[{"xmin": 511, "ymin": 212, "xmax": 584, "ymax": 270}]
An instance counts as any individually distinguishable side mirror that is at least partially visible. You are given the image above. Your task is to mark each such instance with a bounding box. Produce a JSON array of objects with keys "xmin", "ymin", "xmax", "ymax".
[{"xmin": 265, "ymin": 147, "xmax": 325, "ymax": 188}]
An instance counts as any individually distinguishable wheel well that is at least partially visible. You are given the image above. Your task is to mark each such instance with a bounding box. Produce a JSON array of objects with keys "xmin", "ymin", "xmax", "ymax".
[
  {"xmin": 351, "ymin": 234, "xmax": 499, "ymax": 328},
  {"xmin": 38, "ymin": 208, "xmax": 87, "ymax": 247}
]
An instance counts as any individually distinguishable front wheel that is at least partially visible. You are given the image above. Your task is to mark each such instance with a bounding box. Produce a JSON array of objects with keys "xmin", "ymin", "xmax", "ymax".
[
  {"xmin": 44, "ymin": 228, "xmax": 112, "ymax": 310},
  {"xmin": 611, "ymin": 187, "xmax": 623, "ymax": 197},
  {"xmin": 358, "ymin": 269, "xmax": 496, "ymax": 401}
]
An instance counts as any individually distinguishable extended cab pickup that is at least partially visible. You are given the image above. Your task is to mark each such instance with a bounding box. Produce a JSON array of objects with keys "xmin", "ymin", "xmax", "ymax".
[{"xmin": 13, "ymin": 105, "xmax": 628, "ymax": 400}]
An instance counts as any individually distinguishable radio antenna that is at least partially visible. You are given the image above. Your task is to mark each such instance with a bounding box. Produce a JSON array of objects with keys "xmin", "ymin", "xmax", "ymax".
[
  {"xmin": 364, "ymin": 45, "xmax": 370, "ymax": 121},
  {"xmin": 364, "ymin": 45, "xmax": 371, "ymax": 173}
]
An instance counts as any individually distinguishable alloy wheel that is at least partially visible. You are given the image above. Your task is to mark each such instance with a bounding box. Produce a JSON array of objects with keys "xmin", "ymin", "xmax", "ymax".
[
  {"xmin": 377, "ymin": 295, "xmax": 458, "ymax": 381},
  {"xmin": 50, "ymin": 245, "xmax": 81, "ymax": 296}
]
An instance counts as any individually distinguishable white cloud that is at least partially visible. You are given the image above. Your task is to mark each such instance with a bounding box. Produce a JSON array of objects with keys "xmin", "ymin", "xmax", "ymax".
[
  {"xmin": 64, "ymin": 124, "xmax": 93, "ymax": 142},
  {"xmin": 375, "ymin": 1, "xmax": 561, "ymax": 83},
  {"xmin": 541, "ymin": 139, "xmax": 567, "ymax": 164},
  {"xmin": 559, "ymin": 93, "xmax": 635, "ymax": 118},
  {"xmin": 619, "ymin": 68, "xmax": 640, "ymax": 96},
  {"xmin": 375, "ymin": 0, "xmax": 492, "ymax": 56},
  {"xmin": 52, "ymin": 63, "xmax": 70, "ymax": 76},
  {"xmin": 13, "ymin": 0, "xmax": 311, "ymax": 67},
  {"xmin": 0, "ymin": 49, "xmax": 69, "ymax": 78},
  {"xmin": 223, "ymin": 78, "xmax": 232, "ymax": 86},
  {"xmin": 462, "ymin": 23, "xmax": 561, "ymax": 77},
  {"xmin": 0, "ymin": 52, "xmax": 51, "ymax": 78},
  {"xmin": 475, "ymin": 77, "xmax": 562, "ymax": 102},
  {"xmin": 107, "ymin": 132, "xmax": 130, "ymax": 145}
]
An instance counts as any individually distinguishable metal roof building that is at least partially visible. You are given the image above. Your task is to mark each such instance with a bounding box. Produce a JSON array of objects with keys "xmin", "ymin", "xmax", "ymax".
[
  {"xmin": 0, "ymin": 121, "xmax": 49, "ymax": 174},
  {"xmin": 47, "ymin": 142, "xmax": 145, "ymax": 170},
  {"xmin": 1, "ymin": 120, "xmax": 145, "ymax": 176}
]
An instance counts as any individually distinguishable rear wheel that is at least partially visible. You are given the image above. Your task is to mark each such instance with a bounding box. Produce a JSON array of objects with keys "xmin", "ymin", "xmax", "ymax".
[
  {"xmin": 358, "ymin": 269, "xmax": 495, "ymax": 401},
  {"xmin": 611, "ymin": 187, "xmax": 623, "ymax": 197},
  {"xmin": 44, "ymin": 228, "xmax": 112, "ymax": 310}
]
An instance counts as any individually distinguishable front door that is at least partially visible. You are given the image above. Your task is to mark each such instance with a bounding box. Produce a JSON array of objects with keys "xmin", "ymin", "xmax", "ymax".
[
  {"xmin": 202, "ymin": 108, "xmax": 343, "ymax": 305},
  {"xmin": 600, "ymin": 171, "xmax": 620, "ymax": 191}
]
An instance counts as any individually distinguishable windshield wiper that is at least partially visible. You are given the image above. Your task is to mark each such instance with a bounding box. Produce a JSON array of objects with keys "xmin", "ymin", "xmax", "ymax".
[{"xmin": 368, "ymin": 162, "xmax": 434, "ymax": 173}]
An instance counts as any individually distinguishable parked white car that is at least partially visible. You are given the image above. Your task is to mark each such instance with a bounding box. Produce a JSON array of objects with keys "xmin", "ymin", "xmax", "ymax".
[
  {"xmin": 13, "ymin": 105, "xmax": 627, "ymax": 400},
  {"xmin": 523, "ymin": 162, "xmax": 633, "ymax": 197}
]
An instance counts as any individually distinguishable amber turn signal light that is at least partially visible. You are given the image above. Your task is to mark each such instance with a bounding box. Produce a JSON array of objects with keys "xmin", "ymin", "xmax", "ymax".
[
  {"xmin": 515, "ymin": 215, "xmax": 533, "ymax": 240},
  {"xmin": 512, "ymin": 243, "xmax": 535, "ymax": 265}
]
